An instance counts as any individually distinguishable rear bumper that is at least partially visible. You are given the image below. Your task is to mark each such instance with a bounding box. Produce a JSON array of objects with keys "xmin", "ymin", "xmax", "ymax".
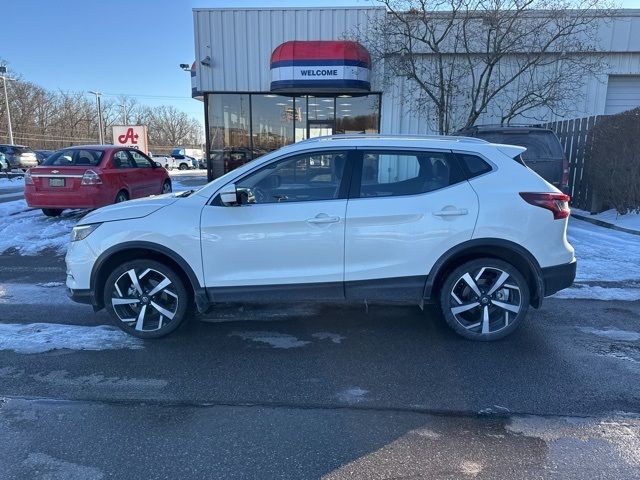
[
  {"xmin": 24, "ymin": 186, "xmax": 112, "ymax": 209},
  {"xmin": 541, "ymin": 259, "xmax": 576, "ymax": 297}
]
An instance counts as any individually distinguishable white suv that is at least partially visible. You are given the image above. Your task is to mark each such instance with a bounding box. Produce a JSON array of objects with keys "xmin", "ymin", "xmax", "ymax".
[{"xmin": 66, "ymin": 135, "xmax": 576, "ymax": 341}]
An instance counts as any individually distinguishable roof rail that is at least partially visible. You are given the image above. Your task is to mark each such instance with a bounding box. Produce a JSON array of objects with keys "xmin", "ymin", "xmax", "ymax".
[{"xmin": 297, "ymin": 133, "xmax": 489, "ymax": 144}]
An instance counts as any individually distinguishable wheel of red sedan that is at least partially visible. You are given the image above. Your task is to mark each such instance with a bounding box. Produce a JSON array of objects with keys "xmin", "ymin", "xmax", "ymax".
[
  {"xmin": 115, "ymin": 190, "xmax": 129, "ymax": 204},
  {"xmin": 103, "ymin": 260, "xmax": 189, "ymax": 338},
  {"xmin": 162, "ymin": 180, "xmax": 172, "ymax": 194},
  {"xmin": 439, "ymin": 258, "xmax": 530, "ymax": 341}
]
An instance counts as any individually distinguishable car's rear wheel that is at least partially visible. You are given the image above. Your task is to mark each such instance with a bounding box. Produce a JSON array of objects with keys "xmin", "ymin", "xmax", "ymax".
[
  {"xmin": 161, "ymin": 180, "xmax": 172, "ymax": 194},
  {"xmin": 439, "ymin": 258, "xmax": 530, "ymax": 341},
  {"xmin": 103, "ymin": 259, "xmax": 190, "ymax": 339},
  {"xmin": 115, "ymin": 190, "xmax": 129, "ymax": 204},
  {"xmin": 178, "ymin": 163, "xmax": 188, "ymax": 170},
  {"xmin": 42, "ymin": 208, "xmax": 63, "ymax": 217}
]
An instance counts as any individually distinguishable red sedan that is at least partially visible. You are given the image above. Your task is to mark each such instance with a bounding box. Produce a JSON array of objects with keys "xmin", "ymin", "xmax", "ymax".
[{"xmin": 24, "ymin": 145, "xmax": 172, "ymax": 217}]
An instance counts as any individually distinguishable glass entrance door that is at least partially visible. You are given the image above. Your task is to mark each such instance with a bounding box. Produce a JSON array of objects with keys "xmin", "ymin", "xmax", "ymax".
[{"xmin": 308, "ymin": 120, "xmax": 334, "ymax": 138}]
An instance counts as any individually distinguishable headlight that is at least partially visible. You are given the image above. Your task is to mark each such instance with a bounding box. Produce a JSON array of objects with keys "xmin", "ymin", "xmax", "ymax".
[{"xmin": 71, "ymin": 223, "xmax": 101, "ymax": 242}]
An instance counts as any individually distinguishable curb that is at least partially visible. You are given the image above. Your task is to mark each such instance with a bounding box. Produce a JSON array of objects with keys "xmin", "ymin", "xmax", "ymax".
[{"xmin": 571, "ymin": 212, "xmax": 640, "ymax": 237}]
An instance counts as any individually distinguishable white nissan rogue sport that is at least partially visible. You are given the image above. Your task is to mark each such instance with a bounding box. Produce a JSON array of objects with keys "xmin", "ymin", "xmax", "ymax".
[{"xmin": 66, "ymin": 135, "xmax": 576, "ymax": 341}]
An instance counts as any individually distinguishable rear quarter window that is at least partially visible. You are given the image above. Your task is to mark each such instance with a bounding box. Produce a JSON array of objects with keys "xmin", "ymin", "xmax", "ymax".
[{"xmin": 458, "ymin": 154, "xmax": 493, "ymax": 178}]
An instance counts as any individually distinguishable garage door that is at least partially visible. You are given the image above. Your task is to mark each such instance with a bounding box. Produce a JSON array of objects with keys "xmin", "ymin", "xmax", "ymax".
[{"xmin": 604, "ymin": 75, "xmax": 640, "ymax": 114}]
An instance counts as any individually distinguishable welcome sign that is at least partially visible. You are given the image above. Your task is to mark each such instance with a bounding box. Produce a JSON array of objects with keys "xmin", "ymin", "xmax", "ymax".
[{"xmin": 270, "ymin": 41, "xmax": 371, "ymax": 92}]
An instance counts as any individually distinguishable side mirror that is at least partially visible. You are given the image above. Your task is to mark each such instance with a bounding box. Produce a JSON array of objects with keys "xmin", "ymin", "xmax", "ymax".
[
  {"xmin": 152, "ymin": 160, "xmax": 160, "ymax": 168},
  {"xmin": 219, "ymin": 183, "xmax": 238, "ymax": 206}
]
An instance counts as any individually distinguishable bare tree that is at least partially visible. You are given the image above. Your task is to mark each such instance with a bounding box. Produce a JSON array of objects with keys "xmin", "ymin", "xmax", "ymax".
[
  {"xmin": 0, "ymin": 65, "xmax": 203, "ymax": 150},
  {"xmin": 357, "ymin": 0, "xmax": 614, "ymax": 134}
]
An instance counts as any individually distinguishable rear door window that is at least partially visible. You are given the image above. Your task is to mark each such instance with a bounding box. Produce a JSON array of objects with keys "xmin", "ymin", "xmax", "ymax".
[
  {"xmin": 356, "ymin": 151, "xmax": 466, "ymax": 198},
  {"xmin": 113, "ymin": 151, "xmax": 135, "ymax": 168},
  {"xmin": 129, "ymin": 151, "xmax": 153, "ymax": 168}
]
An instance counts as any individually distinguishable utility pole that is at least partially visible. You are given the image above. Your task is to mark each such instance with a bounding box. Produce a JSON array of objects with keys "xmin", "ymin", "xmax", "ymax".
[
  {"xmin": 88, "ymin": 91, "xmax": 104, "ymax": 144},
  {"xmin": 119, "ymin": 103, "xmax": 127, "ymax": 125},
  {"xmin": 0, "ymin": 66, "xmax": 14, "ymax": 144}
]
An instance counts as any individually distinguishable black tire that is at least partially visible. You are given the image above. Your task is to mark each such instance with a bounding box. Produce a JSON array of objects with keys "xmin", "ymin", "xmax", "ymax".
[
  {"xmin": 161, "ymin": 180, "xmax": 172, "ymax": 194},
  {"xmin": 115, "ymin": 190, "xmax": 129, "ymax": 204},
  {"xmin": 42, "ymin": 208, "xmax": 63, "ymax": 217},
  {"xmin": 103, "ymin": 259, "xmax": 190, "ymax": 339},
  {"xmin": 178, "ymin": 163, "xmax": 188, "ymax": 170},
  {"xmin": 439, "ymin": 258, "xmax": 530, "ymax": 341}
]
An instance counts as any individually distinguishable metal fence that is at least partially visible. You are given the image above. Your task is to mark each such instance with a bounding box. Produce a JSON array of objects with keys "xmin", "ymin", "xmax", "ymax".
[{"xmin": 540, "ymin": 115, "xmax": 601, "ymax": 211}]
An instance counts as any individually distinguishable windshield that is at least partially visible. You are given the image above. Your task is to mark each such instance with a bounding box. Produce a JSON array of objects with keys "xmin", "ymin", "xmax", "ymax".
[
  {"xmin": 473, "ymin": 131, "xmax": 564, "ymax": 161},
  {"xmin": 43, "ymin": 149, "xmax": 105, "ymax": 166}
]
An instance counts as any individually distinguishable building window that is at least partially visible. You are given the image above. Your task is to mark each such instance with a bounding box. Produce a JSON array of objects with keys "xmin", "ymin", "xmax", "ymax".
[
  {"xmin": 335, "ymin": 95, "xmax": 379, "ymax": 134},
  {"xmin": 205, "ymin": 92, "xmax": 381, "ymax": 177},
  {"xmin": 208, "ymin": 94, "xmax": 251, "ymax": 178},
  {"xmin": 251, "ymin": 94, "xmax": 294, "ymax": 156}
]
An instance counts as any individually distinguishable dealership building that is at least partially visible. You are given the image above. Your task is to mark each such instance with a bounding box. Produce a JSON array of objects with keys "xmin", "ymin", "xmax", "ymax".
[{"xmin": 191, "ymin": 6, "xmax": 640, "ymax": 178}]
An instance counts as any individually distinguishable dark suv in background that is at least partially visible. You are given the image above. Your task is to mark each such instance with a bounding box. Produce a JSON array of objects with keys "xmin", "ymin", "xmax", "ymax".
[
  {"xmin": 0, "ymin": 144, "xmax": 39, "ymax": 170},
  {"xmin": 457, "ymin": 126, "xmax": 569, "ymax": 192}
]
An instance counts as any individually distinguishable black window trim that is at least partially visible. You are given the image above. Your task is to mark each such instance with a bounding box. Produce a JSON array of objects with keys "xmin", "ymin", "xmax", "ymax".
[
  {"xmin": 349, "ymin": 147, "xmax": 468, "ymax": 200},
  {"xmin": 209, "ymin": 148, "xmax": 358, "ymax": 207}
]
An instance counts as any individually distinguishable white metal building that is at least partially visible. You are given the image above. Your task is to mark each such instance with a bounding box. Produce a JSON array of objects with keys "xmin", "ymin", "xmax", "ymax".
[{"xmin": 192, "ymin": 6, "xmax": 640, "ymax": 178}]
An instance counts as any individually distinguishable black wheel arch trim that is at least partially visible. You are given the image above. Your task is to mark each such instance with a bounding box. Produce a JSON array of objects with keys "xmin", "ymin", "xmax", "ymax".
[
  {"xmin": 423, "ymin": 238, "xmax": 545, "ymax": 308},
  {"xmin": 90, "ymin": 241, "xmax": 208, "ymax": 312}
]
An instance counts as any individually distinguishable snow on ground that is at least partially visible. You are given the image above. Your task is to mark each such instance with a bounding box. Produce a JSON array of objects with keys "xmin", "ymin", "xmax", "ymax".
[
  {"xmin": 229, "ymin": 331, "xmax": 311, "ymax": 349},
  {"xmin": 0, "ymin": 323, "xmax": 142, "ymax": 354},
  {"xmin": 0, "ymin": 176, "xmax": 25, "ymax": 191},
  {"xmin": 573, "ymin": 208, "xmax": 640, "ymax": 232},
  {"xmin": 168, "ymin": 169, "xmax": 207, "ymax": 177},
  {"xmin": 0, "ymin": 199, "xmax": 83, "ymax": 255},
  {"xmin": 0, "ymin": 283, "xmax": 72, "ymax": 305},
  {"xmin": 567, "ymin": 218, "xmax": 640, "ymax": 283},
  {"xmin": 555, "ymin": 218, "xmax": 640, "ymax": 300}
]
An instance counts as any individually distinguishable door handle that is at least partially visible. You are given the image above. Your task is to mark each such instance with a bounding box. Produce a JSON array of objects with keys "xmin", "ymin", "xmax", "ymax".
[
  {"xmin": 432, "ymin": 208, "xmax": 469, "ymax": 217},
  {"xmin": 307, "ymin": 213, "xmax": 340, "ymax": 224}
]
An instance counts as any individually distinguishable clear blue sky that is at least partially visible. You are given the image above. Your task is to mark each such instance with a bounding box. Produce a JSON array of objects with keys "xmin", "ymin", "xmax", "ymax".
[{"xmin": 3, "ymin": 0, "xmax": 639, "ymax": 124}]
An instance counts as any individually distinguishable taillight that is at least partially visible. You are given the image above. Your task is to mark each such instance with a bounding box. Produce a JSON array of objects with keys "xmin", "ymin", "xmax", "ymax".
[
  {"xmin": 519, "ymin": 192, "xmax": 570, "ymax": 220},
  {"xmin": 561, "ymin": 158, "xmax": 569, "ymax": 189},
  {"xmin": 81, "ymin": 169, "xmax": 102, "ymax": 185},
  {"xmin": 24, "ymin": 169, "xmax": 34, "ymax": 185}
]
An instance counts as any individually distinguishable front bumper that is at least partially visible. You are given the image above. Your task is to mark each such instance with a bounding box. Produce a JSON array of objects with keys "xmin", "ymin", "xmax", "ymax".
[
  {"xmin": 541, "ymin": 259, "xmax": 577, "ymax": 297},
  {"xmin": 67, "ymin": 288, "xmax": 94, "ymax": 305}
]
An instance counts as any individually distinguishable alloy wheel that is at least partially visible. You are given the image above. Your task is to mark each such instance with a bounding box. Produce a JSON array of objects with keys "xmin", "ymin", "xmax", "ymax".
[
  {"xmin": 111, "ymin": 268, "xmax": 179, "ymax": 332},
  {"xmin": 162, "ymin": 181, "xmax": 172, "ymax": 193},
  {"xmin": 448, "ymin": 266, "xmax": 522, "ymax": 335}
]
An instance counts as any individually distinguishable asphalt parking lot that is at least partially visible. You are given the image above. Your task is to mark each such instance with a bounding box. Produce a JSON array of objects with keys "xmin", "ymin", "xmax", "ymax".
[{"xmin": 1, "ymin": 174, "xmax": 639, "ymax": 479}]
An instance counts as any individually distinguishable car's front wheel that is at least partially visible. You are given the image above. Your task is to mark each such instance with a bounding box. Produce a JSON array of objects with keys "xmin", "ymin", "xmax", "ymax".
[
  {"xmin": 161, "ymin": 180, "xmax": 172, "ymax": 194},
  {"xmin": 103, "ymin": 259, "xmax": 190, "ymax": 338},
  {"xmin": 439, "ymin": 258, "xmax": 530, "ymax": 341}
]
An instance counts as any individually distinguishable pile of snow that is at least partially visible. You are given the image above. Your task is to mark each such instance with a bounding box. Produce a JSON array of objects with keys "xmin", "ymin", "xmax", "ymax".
[
  {"xmin": 0, "ymin": 200, "xmax": 83, "ymax": 255},
  {"xmin": 573, "ymin": 208, "xmax": 640, "ymax": 233},
  {"xmin": 0, "ymin": 323, "xmax": 142, "ymax": 354}
]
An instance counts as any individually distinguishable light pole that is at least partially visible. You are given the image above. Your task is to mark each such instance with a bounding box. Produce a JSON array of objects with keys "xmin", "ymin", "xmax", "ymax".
[
  {"xmin": 0, "ymin": 66, "xmax": 14, "ymax": 144},
  {"xmin": 88, "ymin": 91, "xmax": 104, "ymax": 144}
]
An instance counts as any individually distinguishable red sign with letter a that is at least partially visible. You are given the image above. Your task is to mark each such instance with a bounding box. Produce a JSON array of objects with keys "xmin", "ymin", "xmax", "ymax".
[{"xmin": 112, "ymin": 125, "xmax": 148, "ymax": 153}]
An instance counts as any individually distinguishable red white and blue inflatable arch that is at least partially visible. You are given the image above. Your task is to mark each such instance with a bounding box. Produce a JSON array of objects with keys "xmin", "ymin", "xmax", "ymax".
[{"xmin": 270, "ymin": 41, "xmax": 371, "ymax": 92}]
